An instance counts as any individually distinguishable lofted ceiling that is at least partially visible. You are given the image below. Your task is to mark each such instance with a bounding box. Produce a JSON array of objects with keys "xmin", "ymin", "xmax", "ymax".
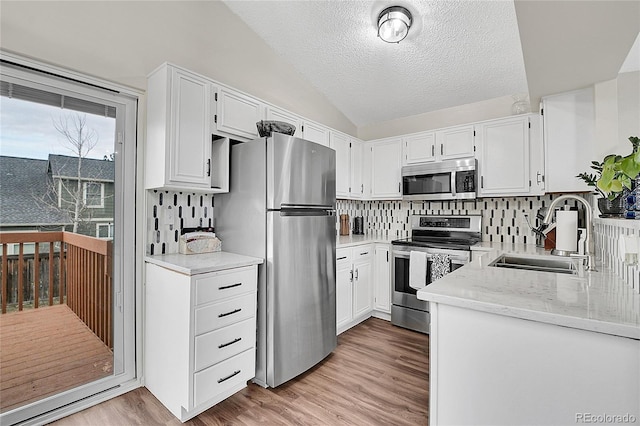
[{"xmin": 223, "ymin": 0, "xmax": 639, "ymax": 128}]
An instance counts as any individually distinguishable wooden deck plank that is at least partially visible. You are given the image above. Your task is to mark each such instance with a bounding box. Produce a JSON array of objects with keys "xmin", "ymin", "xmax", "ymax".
[{"xmin": 0, "ymin": 304, "xmax": 113, "ymax": 413}]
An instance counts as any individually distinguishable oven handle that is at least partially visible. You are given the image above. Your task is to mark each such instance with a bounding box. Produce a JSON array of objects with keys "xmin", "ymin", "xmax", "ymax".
[
  {"xmin": 451, "ymin": 172, "xmax": 457, "ymax": 197},
  {"xmin": 393, "ymin": 250, "xmax": 468, "ymax": 265}
]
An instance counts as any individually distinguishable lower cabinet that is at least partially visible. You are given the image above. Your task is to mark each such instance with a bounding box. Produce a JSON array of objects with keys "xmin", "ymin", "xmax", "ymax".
[
  {"xmin": 145, "ymin": 263, "xmax": 258, "ymax": 422},
  {"xmin": 336, "ymin": 245, "xmax": 373, "ymax": 334},
  {"xmin": 336, "ymin": 243, "xmax": 392, "ymax": 334},
  {"xmin": 372, "ymin": 244, "xmax": 391, "ymax": 318}
]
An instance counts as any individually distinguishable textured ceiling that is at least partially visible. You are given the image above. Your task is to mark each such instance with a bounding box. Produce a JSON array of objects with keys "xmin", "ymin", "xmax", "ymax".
[{"xmin": 224, "ymin": 0, "xmax": 528, "ymax": 127}]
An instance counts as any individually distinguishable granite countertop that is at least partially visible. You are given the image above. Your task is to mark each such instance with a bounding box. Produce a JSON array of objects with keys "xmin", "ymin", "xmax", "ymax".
[
  {"xmin": 417, "ymin": 247, "xmax": 640, "ymax": 339},
  {"xmin": 337, "ymin": 233, "xmax": 395, "ymax": 248},
  {"xmin": 145, "ymin": 251, "xmax": 263, "ymax": 276}
]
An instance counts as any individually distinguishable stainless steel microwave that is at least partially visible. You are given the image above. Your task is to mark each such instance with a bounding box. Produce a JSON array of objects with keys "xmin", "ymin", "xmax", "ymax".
[{"xmin": 402, "ymin": 158, "xmax": 477, "ymax": 201}]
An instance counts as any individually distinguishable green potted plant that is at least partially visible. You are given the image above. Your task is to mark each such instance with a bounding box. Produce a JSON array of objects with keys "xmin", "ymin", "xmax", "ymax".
[{"xmin": 577, "ymin": 136, "xmax": 640, "ymax": 216}]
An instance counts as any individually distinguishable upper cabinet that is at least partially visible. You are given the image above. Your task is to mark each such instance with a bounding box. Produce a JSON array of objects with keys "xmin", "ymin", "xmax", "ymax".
[
  {"xmin": 476, "ymin": 115, "xmax": 529, "ymax": 196},
  {"xmin": 265, "ymin": 106, "xmax": 302, "ymax": 138},
  {"xmin": 436, "ymin": 125, "xmax": 476, "ymax": 160},
  {"xmin": 403, "ymin": 132, "xmax": 436, "ymax": 164},
  {"xmin": 332, "ymin": 132, "xmax": 363, "ymax": 199},
  {"xmin": 542, "ymin": 87, "xmax": 595, "ymax": 193},
  {"xmin": 214, "ymin": 87, "xmax": 264, "ymax": 140},
  {"xmin": 146, "ymin": 64, "xmax": 225, "ymax": 192},
  {"xmin": 369, "ymin": 138, "xmax": 402, "ymax": 199},
  {"xmin": 301, "ymin": 121, "xmax": 330, "ymax": 147},
  {"xmin": 402, "ymin": 124, "xmax": 475, "ymax": 165}
]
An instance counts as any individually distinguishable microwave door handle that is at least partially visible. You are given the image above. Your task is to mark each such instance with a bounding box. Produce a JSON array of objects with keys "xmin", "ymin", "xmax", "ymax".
[{"xmin": 450, "ymin": 172, "xmax": 457, "ymax": 197}]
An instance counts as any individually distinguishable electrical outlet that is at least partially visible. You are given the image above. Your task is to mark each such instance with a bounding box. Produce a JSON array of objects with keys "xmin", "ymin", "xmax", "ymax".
[{"xmin": 164, "ymin": 206, "xmax": 175, "ymax": 229}]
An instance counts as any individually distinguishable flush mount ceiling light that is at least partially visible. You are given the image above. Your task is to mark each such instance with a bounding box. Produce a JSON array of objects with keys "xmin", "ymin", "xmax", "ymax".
[{"xmin": 377, "ymin": 6, "xmax": 412, "ymax": 43}]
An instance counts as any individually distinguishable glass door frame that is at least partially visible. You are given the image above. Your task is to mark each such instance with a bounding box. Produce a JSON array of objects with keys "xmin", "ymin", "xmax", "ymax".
[{"xmin": 0, "ymin": 53, "xmax": 140, "ymax": 426}]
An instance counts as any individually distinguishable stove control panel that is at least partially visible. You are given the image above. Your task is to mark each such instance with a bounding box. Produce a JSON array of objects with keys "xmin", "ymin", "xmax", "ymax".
[{"xmin": 412, "ymin": 215, "xmax": 482, "ymax": 233}]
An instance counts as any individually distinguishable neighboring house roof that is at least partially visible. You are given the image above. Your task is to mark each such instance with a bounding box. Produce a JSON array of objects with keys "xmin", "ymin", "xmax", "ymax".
[
  {"xmin": 0, "ymin": 156, "xmax": 71, "ymax": 226},
  {"xmin": 48, "ymin": 154, "xmax": 115, "ymax": 181}
]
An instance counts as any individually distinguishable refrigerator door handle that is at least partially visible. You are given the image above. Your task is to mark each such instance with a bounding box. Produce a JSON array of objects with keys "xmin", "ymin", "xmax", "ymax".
[{"xmin": 280, "ymin": 203, "xmax": 334, "ymax": 210}]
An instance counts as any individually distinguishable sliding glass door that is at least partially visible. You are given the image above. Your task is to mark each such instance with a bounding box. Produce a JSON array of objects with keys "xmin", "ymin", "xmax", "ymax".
[{"xmin": 0, "ymin": 61, "xmax": 137, "ymax": 425}]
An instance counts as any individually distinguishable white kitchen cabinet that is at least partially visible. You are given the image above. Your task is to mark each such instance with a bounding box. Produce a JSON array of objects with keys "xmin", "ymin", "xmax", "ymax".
[
  {"xmin": 146, "ymin": 64, "xmax": 216, "ymax": 191},
  {"xmin": 403, "ymin": 132, "xmax": 437, "ymax": 165},
  {"xmin": 301, "ymin": 120, "xmax": 330, "ymax": 147},
  {"xmin": 477, "ymin": 115, "xmax": 531, "ymax": 196},
  {"xmin": 265, "ymin": 106, "xmax": 302, "ymax": 138},
  {"xmin": 145, "ymin": 263, "xmax": 258, "ymax": 422},
  {"xmin": 331, "ymin": 132, "xmax": 363, "ymax": 199},
  {"xmin": 336, "ymin": 245, "xmax": 373, "ymax": 335},
  {"xmin": 214, "ymin": 87, "xmax": 264, "ymax": 140},
  {"xmin": 350, "ymin": 139, "xmax": 364, "ymax": 199},
  {"xmin": 336, "ymin": 248, "xmax": 353, "ymax": 331},
  {"xmin": 542, "ymin": 87, "xmax": 595, "ymax": 193},
  {"xmin": 436, "ymin": 124, "xmax": 476, "ymax": 160},
  {"xmin": 332, "ymin": 132, "xmax": 351, "ymax": 198},
  {"xmin": 372, "ymin": 244, "xmax": 391, "ymax": 318},
  {"xmin": 369, "ymin": 138, "xmax": 402, "ymax": 200}
]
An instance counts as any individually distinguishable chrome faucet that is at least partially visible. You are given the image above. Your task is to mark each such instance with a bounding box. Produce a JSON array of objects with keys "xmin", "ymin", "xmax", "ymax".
[{"xmin": 541, "ymin": 194, "xmax": 597, "ymax": 271}]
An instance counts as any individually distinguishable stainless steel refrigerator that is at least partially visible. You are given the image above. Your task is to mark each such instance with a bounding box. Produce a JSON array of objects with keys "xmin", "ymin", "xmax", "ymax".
[{"xmin": 215, "ymin": 133, "xmax": 337, "ymax": 388}]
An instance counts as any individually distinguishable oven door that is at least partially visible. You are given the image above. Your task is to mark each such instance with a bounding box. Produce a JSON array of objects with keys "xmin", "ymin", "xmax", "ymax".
[{"xmin": 391, "ymin": 246, "xmax": 469, "ymax": 311}]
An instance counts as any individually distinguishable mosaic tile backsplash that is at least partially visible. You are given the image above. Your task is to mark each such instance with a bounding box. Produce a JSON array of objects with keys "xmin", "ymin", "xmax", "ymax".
[
  {"xmin": 336, "ymin": 193, "xmax": 589, "ymax": 245},
  {"xmin": 148, "ymin": 189, "xmax": 590, "ymax": 255},
  {"xmin": 147, "ymin": 190, "xmax": 214, "ymax": 255}
]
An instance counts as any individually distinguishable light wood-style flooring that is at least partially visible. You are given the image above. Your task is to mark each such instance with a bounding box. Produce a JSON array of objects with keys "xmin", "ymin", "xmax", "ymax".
[
  {"xmin": 0, "ymin": 305, "xmax": 113, "ymax": 413},
  {"xmin": 52, "ymin": 318, "xmax": 429, "ymax": 425}
]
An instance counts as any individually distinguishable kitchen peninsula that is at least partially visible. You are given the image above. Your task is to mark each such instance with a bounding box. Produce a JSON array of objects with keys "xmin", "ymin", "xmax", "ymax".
[{"xmin": 418, "ymin": 247, "xmax": 640, "ymax": 426}]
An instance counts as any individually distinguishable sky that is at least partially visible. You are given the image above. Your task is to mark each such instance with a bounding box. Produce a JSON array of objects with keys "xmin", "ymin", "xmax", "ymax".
[{"xmin": 0, "ymin": 96, "xmax": 115, "ymax": 161}]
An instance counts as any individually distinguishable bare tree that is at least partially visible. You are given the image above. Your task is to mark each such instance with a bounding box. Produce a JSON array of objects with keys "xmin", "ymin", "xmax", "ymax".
[
  {"xmin": 32, "ymin": 113, "xmax": 107, "ymax": 233},
  {"xmin": 52, "ymin": 113, "xmax": 99, "ymax": 233}
]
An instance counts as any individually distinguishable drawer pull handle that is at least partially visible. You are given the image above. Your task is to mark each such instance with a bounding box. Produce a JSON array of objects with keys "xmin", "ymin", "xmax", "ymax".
[
  {"xmin": 218, "ymin": 337, "xmax": 242, "ymax": 349},
  {"xmin": 218, "ymin": 308, "xmax": 242, "ymax": 318},
  {"xmin": 217, "ymin": 369, "xmax": 241, "ymax": 384},
  {"xmin": 219, "ymin": 282, "xmax": 242, "ymax": 290},
  {"xmin": 337, "ymin": 256, "xmax": 347, "ymax": 260},
  {"xmin": 360, "ymin": 252, "xmax": 368, "ymax": 255}
]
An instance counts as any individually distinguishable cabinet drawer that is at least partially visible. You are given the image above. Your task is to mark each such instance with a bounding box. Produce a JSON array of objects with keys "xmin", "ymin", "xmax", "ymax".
[
  {"xmin": 194, "ymin": 348, "xmax": 255, "ymax": 407},
  {"xmin": 194, "ymin": 317, "xmax": 256, "ymax": 371},
  {"xmin": 352, "ymin": 246, "xmax": 372, "ymax": 260},
  {"xmin": 336, "ymin": 248, "xmax": 352, "ymax": 268},
  {"xmin": 195, "ymin": 266, "xmax": 256, "ymax": 305},
  {"xmin": 195, "ymin": 292, "xmax": 256, "ymax": 336}
]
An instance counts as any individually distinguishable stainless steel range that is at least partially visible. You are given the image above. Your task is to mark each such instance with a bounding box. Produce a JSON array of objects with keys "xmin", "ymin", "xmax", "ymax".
[{"xmin": 391, "ymin": 215, "xmax": 482, "ymax": 333}]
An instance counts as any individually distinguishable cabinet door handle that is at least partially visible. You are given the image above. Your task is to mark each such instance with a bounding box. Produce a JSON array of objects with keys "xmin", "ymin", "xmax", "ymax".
[
  {"xmin": 398, "ymin": 182, "xmax": 401, "ymax": 193},
  {"xmin": 350, "ymin": 270, "xmax": 353, "ymax": 282},
  {"xmin": 337, "ymin": 256, "xmax": 347, "ymax": 260},
  {"xmin": 355, "ymin": 269, "xmax": 359, "ymax": 280},
  {"xmin": 218, "ymin": 308, "xmax": 242, "ymax": 318},
  {"xmin": 361, "ymin": 184, "xmax": 363, "ymax": 194},
  {"xmin": 217, "ymin": 369, "xmax": 241, "ymax": 384},
  {"xmin": 360, "ymin": 252, "xmax": 369, "ymax": 256},
  {"xmin": 431, "ymin": 145, "xmax": 435, "ymax": 157},
  {"xmin": 481, "ymin": 176, "xmax": 484, "ymax": 189},
  {"xmin": 218, "ymin": 337, "xmax": 242, "ymax": 349},
  {"xmin": 219, "ymin": 282, "xmax": 242, "ymax": 290},
  {"xmin": 440, "ymin": 144, "xmax": 444, "ymax": 155},
  {"xmin": 207, "ymin": 159, "xmax": 211, "ymax": 177}
]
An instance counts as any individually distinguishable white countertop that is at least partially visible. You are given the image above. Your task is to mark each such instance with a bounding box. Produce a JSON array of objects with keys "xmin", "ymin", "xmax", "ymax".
[
  {"xmin": 418, "ymin": 246, "xmax": 640, "ymax": 339},
  {"xmin": 337, "ymin": 233, "xmax": 395, "ymax": 248},
  {"xmin": 145, "ymin": 251, "xmax": 263, "ymax": 275}
]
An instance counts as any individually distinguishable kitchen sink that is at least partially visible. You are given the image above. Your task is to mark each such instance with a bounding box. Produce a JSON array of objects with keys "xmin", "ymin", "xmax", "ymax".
[{"xmin": 488, "ymin": 254, "xmax": 579, "ymax": 275}]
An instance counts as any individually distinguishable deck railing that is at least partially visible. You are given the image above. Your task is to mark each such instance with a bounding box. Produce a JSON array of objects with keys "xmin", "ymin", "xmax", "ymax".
[{"xmin": 0, "ymin": 231, "xmax": 113, "ymax": 348}]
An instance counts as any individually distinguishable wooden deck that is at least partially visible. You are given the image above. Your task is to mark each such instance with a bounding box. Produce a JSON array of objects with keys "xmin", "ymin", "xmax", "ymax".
[{"xmin": 0, "ymin": 304, "xmax": 113, "ymax": 413}]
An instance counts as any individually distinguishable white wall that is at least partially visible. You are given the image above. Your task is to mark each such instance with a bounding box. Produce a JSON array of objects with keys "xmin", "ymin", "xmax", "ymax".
[
  {"xmin": 618, "ymin": 71, "xmax": 640, "ymax": 148},
  {"xmin": 357, "ymin": 95, "xmax": 516, "ymax": 141},
  {"xmin": 0, "ymin": 1, "xmax": 356, "ymax": 136}
]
